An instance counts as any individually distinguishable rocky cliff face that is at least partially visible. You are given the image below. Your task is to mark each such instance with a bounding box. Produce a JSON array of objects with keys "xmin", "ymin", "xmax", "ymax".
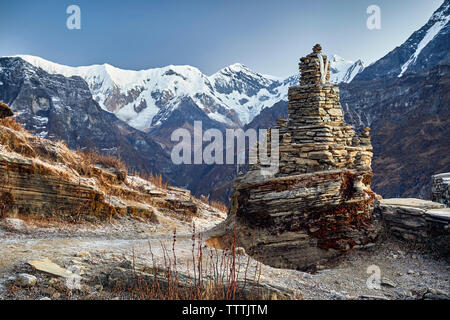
[{"xmin": 214, "ymin": 45, "xmax": 379, "ymax": 271}]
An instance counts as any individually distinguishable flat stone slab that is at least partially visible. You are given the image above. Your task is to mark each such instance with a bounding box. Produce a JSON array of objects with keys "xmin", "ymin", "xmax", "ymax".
[
  {"xmin": 432, "ymin": 172, "xmax": 450, "ymax": 180},
  {"xmin": 425, "ymin": 209, "xmax": 450, "ymax": 221},
  {"xmin": 28, "ymin": 258, "xmax": 81, "ymax": 279},
  {"xmin": 380, "ymin": 198, "xmax": 444, "ymax": 210}
]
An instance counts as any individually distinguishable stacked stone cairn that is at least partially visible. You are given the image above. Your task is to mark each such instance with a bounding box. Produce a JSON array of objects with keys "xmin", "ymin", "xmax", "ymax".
[
  {"xmin": 432, "ymin": 173, "xmax": 450, "ymax": 207},
  {"xmin": 218, "ymin": 45, "xmax": 380, "ymax": 271}
]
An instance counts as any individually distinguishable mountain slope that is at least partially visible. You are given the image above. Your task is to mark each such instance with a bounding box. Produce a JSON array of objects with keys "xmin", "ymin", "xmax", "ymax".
[
  {"xmin": 355, "ymin": 0, "xmax": 450, "ymax": 81},
  {"xmin": 341, "ymin": 64, "xmax": 450, "ymax": 198}
]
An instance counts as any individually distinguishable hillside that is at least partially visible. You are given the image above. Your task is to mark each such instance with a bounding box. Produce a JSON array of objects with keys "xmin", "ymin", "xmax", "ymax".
[{"xmin": 0, "ymin": 109, "xmax": 225, "ymax": 230}]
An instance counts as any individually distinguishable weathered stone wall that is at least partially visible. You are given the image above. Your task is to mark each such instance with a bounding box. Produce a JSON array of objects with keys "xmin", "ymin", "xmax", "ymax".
[{"xmin": 432, "ymin": 173, "xmax": 450, "ymax": 207}]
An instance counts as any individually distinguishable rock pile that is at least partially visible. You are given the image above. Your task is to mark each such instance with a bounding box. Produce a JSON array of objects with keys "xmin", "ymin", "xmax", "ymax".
[
  {"xmin": 216, "ymin": 45, "xmax": 380, "ymax": 271},
  {"xmin": 277, "ymin": 44, "xmax": 372, "ymax": 176}
]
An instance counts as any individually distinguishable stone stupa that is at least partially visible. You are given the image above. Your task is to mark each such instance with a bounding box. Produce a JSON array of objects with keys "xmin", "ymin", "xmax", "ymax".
[{"xmin": 211, "ymin": 44, "xmax": 380, "ymax": 271}]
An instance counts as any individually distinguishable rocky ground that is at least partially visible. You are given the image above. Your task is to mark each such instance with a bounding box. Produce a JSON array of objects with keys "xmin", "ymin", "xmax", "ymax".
[{"xmin": 0, "ymin": 216, "xmax": 448, "ymax": 300}]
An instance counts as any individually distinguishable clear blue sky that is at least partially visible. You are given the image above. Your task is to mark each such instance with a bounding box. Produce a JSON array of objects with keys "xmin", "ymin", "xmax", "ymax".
[{"xmin": 0, "ymin": 0, "xmax": 444, "ymax": 77}]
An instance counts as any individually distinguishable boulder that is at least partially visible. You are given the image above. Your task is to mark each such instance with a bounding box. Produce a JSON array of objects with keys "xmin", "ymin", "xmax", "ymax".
[
  {"xmin": 0, "ymin": 102, "xmax": 13, "ymax": 118},
  {"xmin": 15, "ymin": 273, "xmax": 37, "ymax": 287}
]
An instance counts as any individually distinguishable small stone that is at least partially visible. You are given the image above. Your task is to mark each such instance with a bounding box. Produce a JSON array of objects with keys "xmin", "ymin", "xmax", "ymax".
[
  {"xmin": 52, "ymin": 292, "xmax": 61, "ymax": 299},
  {"xmin": 424, "ymin": 288, "xmax": 449, "ymax": 300},
  {"xmin": 316, "ymin": 265, "xmax": 326, "ymax": 271},
  {"xmin": 39, "ymin": 297, "xmax": 51, "ymax": 301},
  {"xmin": 421, "ymin": 271, "xmax": 429, "ymax": 275},
  {"xmin": 1, "ymin": 218, "xmax": 28, "ymax": 233},
  {"xmin": 381, "ymin": 277, "xmax": 397, "ymax": 288},
  {"xmin": 407, "ymin": 270, "xmax": 415, "ymax": 275},
  {"xmin": 76, "ymin": 252, "xmax": 90, "ymax": 258},
  {"xmin": 16, "ymin": 273, "xmax": 37, "ymax": 287},
  {"xmin": 94, "ymin": 285, "xmax": 103, "ymax": 292},
  {"xmin": 119, "ymin": 259, "xmax": 133, "ymax": 269}
]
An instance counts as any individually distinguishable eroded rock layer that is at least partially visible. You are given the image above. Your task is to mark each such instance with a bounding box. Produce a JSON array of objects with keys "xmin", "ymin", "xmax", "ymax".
[
  {"xmin": 0, "ymin": 154, "xmax": 118, "ymax": 220},
  {"xmin": 220, "ymin": 45, "xmax": 379, "ymax": 271}
]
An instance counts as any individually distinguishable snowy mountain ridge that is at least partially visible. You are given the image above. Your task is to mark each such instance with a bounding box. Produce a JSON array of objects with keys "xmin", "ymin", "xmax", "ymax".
[{"xmin": 13, "ymin": 53, "xmax": 364, "ymax": 131}]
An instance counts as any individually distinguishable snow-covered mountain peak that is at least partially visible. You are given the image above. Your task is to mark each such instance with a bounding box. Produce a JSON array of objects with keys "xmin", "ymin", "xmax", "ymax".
[
  {"xmin": 226, "ymin": 62, "xmax": 249, "ymax": 72},
  {"xmin": 331, "ymin": 54, "xmax": 346, "ymax": 62},
  {"xmin": 328, "ymin": 55, "xmax": 365, "ymax": 83}
]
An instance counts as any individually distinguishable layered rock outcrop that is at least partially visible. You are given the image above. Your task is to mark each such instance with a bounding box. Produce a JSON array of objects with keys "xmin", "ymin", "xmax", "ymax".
[
  {"xmin": 374, "ymin": 198, "xmax": 449, "ymax": 256},
  {"xmin": 215, "ymin": 45, "xmax": 379, "ymax": 271}
]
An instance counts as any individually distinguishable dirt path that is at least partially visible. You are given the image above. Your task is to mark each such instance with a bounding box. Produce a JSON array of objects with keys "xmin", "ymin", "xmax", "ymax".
[{"xmin": 0, "ymin": 218, "xmax": 449, "ymax": 300}]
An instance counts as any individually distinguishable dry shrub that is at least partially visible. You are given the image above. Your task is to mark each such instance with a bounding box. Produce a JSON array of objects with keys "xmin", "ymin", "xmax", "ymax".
[
  {"xmin": 131, "ymin": 169, "xmax": 168, "ymax": 189},
  {"xmin": 120, "ymin": 227, "xmax": 270, "ymax": 300},
  {"xmin": 209, "ymin": 200, "xmax": 228, "ymax": 212},
  {"xmin": 147, "ymin": 173, "xmax": 167, "ymax": 189},
  {"xmin": 0, "ymin": 126, "xmax": 36, "ymax": 157}
]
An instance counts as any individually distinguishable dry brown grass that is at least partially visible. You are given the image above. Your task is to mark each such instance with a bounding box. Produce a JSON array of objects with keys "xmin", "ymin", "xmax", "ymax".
[
  {"xmin": 80, "ymin": 149, "xmax": 127, "ymax": 172},
  {"xmin": 138, "ymin": 171, "xmax": 168, "ymax": 189},
  {"xmin": 0, "ymin": 117, "xmax": 25, "ymax": 132},
  {"xmin": 199, "ymin": 195, "xmax": 228, "ymax": 213},
  {"xmin": 209, "ymin": 200, "xmax": 228, "ymax": 212},
  {"xmin": 0, "ymin": 114, "xmax": 227, "ymax": 223}
]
